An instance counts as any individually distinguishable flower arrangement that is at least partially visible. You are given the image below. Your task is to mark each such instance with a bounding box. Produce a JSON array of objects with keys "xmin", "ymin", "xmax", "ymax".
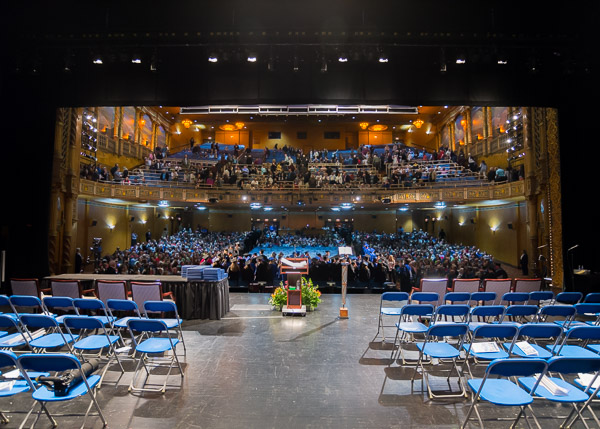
[
  {"xmin": 268, "ymin": 277, "xmax": 322, "ymax": 310},
  {"xmin": 269, "ymin": 286, "xmax": 288, "ymax": 308},
  {"xmin": 301, "ymin": 277, "xmax": 322, "ymax": 308}
]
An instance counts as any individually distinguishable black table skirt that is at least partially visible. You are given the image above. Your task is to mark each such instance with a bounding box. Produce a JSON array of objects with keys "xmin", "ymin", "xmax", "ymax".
[
  {"xmin": 162, "ymin": 279, "xmax": 230, "ymax": 320},
  {"xmin": 41, "ymin": 275, "xmax": 230, "ymax": 320}
]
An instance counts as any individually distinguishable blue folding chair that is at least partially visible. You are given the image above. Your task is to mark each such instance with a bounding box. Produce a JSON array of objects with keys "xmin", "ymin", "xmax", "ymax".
[
  {"xmin": 0, "ymin": 350, "xmax": 48, "ymax": 424},
  {"xmin": 391, "ymin": 303, "xmax": 434, "ymax": 364},
  {"xmin": 127, "ymin": 319, "xmax": 184, "ymax": 394},
  {"xmin": 375, "ymin": 292, "xmax": 409, "ymax": 342},
  {"xmin": 17, "ymin": 353, "xmax": 107, "ymax": 428},
  {"xmin": 504, "ymin": 323, "xmax": 563, "ymax": 358},
  {"xmin": 467, "ymin": 305, "xmax": 505, "ymax": 333},
  {"xmin": 536, "ymin": 304, "xmax": 576, "ymax": 325},
  {"xmin": 553, "ymin": 304, "xmax": 600, "ymax": 331},
  {"xmin": 497, "ymin": 304, "xmax": 539, "ymax": 325},
  {"xmin": 461, "ymin": 358, "xmax": 547, "ymax": 429},
  {"xmin": 548, "ymin": 325, "xmax": 600, "ymax": 357},
  {"xmin": 519, "ymin": 356, "xmax": 600, "ymax": 429},
  {"xmin": 106, "ymin": 299, "xmax": 144, "ymax": 353},
  {"xmin": 73, "ymin": 298, "xmax": 116, "ymax": 329},
  {"xmin": 501, "ymin": 292, "xmax": 530, "ymax": 305},
  {"xmin": 463, "ymin": 324, "xmax": 519, "ymax": 377},
  {"xmin": 432, "ymin": 304, "xmax": 471, "ymax": 324},
  {"xmin": 19, "ymin": 314, "xmax": 78, "ymax": 353},
  {"xmin": 555, "ymin": 291, "xmax": 583, "ymax": 305},
  {"xmin": 0, "ymin": 314, "xmax": 31, "ymax": 351},
  {"xmin": 412, "ymin": 323, "xmax": 469, "ymax": 399},
  {"xmin": 143, "ymin": 301, "xmax": 186, "ymax": 353},
  {"xmin": 63, "ymin": 316, "xmax": 124, "ymax": 388},
  {"xmin": 444, "ymin": 292, "xmax": 471, "ymax": 305},
  {"xmin": 528, "ymin": 290, "xmax": 554, "ymax": 306},
  {"xmin": 0, "ymin": 296, "xmax": 18, "ymax": 323},
  {"xmin": 9, "ymin": 295, "xmax": 47, "ymax": 321},
  {"xmin": 470, "ymin": 292, "xmax": 496, "ymax": 306},
  {"xmin": 42, "ymin": 296, "xmax": 76, "ymax": 324},
  {"xmin": 584, "ymin": 293, "xmax": 600, "ymax": 303}
]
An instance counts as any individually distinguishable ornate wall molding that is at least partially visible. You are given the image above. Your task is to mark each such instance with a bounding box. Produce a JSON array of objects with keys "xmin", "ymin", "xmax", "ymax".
[{"xmin": 545, "ymin": 108, "xmax": 563, "ymax": 287}]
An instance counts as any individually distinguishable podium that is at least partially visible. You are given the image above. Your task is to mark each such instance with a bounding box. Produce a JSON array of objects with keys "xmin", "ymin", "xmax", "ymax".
[{"xmin": 280, "ymin": 258, "xmax": 308, "ymax": 316}]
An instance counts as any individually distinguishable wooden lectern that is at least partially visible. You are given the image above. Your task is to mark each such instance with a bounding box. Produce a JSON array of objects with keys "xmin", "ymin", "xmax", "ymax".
[{"xmin": 280, "ymin": 258, "xmax": 308, "ymax": 315}]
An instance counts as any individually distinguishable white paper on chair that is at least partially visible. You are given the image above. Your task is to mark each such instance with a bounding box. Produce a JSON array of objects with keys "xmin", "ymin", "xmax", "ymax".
[
  {"xmin": 471, "ymin": 342, "xmax": 500, "ymax": 353},
  {"xmin": 2, "ymin": 369, "xmax": 21, "ymax": 379},
  {"xmin": 338, "ymin": 247, "xmax": 353, "ymax": 255},
  {"xmin": 1, "ymin": 334, "xmax": 25, "ymax": 346},
  {"xmin": 280, "ymin": 258, "xmax": 307, "ymax": 269},
  {"xmin": 576, "ymin": 373, "xmax": 600, "ymax": 389},
  {"xmin": 536, "ymin": 374, "xmax": 569, "ymax": 396},
  {"xmin": 115, "ymin": 346, "xmax": 132, "ymax": 354},
  {"xmin": 0, "ymin": 381, "xmax": 15, "ymax": 391},
  {"xmin": 515, "ymin": 341, "xmax": 538, "ymax": 356},
  {"xmin": 29, "ymin": 329, "xmax": 46, "ymax": 340}
]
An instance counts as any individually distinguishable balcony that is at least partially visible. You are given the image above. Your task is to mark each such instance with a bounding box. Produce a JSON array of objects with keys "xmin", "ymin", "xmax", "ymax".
[{"xmin": 78, "ymin": 178, "xmax": 524, "ymax": 206}]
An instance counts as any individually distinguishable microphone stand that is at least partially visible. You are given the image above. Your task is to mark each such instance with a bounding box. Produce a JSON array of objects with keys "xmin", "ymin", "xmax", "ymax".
[{"xmin": 567, "ymin": 244, "xmax": 579, "ymax": 292}]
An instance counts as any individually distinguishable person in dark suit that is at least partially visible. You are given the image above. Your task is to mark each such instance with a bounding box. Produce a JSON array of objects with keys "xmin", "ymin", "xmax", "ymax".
[{"xmin": 520, "ymin": 250, "xmax": 529, "ymax": 276}]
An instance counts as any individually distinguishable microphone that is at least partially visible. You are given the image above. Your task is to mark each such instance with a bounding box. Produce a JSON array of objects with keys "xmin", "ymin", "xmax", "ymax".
[{"xmin": 568, "ymin": 244, "xmax": 579, "ymax": 251}]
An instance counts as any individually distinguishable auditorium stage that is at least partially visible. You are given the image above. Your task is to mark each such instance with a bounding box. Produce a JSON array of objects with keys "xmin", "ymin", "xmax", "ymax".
[
  {"xmin": 248, "ymin": 245, "xmax": 339, "ymax": 258},
  {"xmin": 9, "ymin": 293, "xmax": 577, "ymax": 429},
  {"xmin": 43, "ymin": 274, "xmax": 229, "ymax": 320}
]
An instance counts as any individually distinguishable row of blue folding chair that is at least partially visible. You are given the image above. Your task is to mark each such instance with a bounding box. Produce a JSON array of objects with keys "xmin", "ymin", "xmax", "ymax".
[
  {"xmin": 0, "ymin": 295, "xmax": 186, "ymax": 354},
  {"xmin": 383, "ymin": 294, "xmax": 600, "ymax": 342},
  {"xmin": 0, "ymin": 350, "xmax": 107, "ymax": 427},
  {"xmin": 461, "ymin": 356, "xmax": 600, "ymax": 429},
  {"xmin": 377, "ymin": 291, "xmax": 564, "ymax": 341}
]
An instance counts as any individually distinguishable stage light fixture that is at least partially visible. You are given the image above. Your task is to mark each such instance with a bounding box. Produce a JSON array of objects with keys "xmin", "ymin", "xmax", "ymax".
[
  {"xmin": 378, "ymin": 54, "xmax": 389, "ymax": 63},
  {"xmin": 247, "ymin": 53, "xmax": 257, "ymax": 63},
  {"xmin": 92, "ymin": 55, "xmax": 103, "ymax": 65},
  {"xmin": 131, "ymin": 54, "xmax": 142, "ymax": 64},
  {"xmin": 208, "ymin": 54, "xmax": 218, "ymax": 63},
  {"xmin": 338, "ymin": 54, "xmax": 348, "ymax": 63},
  {"xmin": 293, "ymin": 56, "xmax": 299, "ymax": 72}
]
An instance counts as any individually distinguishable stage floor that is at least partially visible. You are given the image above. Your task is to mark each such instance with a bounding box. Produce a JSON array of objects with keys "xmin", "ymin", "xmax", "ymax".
[{"xmin": 4, "ymin": 293, "xmax": 590, "ymax": 428}]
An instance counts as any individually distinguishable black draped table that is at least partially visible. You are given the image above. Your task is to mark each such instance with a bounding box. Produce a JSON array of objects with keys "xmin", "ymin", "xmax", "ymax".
[{"xmin": 42, "ymin": 274, "xmax": 230, "ymax": 320}]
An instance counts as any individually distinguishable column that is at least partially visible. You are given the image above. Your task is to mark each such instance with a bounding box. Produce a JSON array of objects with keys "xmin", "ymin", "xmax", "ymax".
[
  {"xmin": 449, "ymin": 121, "xmax": 456, "ymax": 151},
  {"xmin": 486, "ymin": 107, "xmax": 494, "ymax": 155},
  {"xmin": 522, "ymin": 107, "xmax": 539, "ymax": 276},
  {"xmin": 465, "ymin": 108, "xmax": 472, "ymax": 147},
  {"xmin": 62, "ymin": 108, "xmax": 83, "ymax": 273}
]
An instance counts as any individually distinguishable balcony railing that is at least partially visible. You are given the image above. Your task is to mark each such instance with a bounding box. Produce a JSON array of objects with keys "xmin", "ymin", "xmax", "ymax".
[{"xmin": 78, "ymin": 178, "xmax": 524, "ymax": 205}]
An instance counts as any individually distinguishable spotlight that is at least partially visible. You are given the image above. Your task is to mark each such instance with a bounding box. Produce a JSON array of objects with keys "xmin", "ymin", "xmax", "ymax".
[
  {"xmin": 208, "ymin": 54, "xmax": 218, "ymax": 63},
  {"xmin": 131, "ymin": 54, "xmax": 142, "ymax": 64},
  {"xmin": 293, "ymin": 56, "xmax": 299, "ymax": 72},
  {"xmin": 456, "ymin": 53, "xmax": 466, "ymax": 64},
  {"xmin": 378, "ymin": 54, "xmax": 389, "ymax": 63},
  {"xmin": 92, "ymin": 55, "xmax": 103, "ymax": 65},
  {"xmin": 247, "ymin": 53, "xmax": 257, "ymax": 63},
  {"xmin": 338, "ymin": 54, "xmax": 348, "ymax": 63}
]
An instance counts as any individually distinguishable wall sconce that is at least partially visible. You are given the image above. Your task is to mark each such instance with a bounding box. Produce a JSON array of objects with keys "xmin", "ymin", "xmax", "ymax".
[
  {"xmin": 107, "ymin": 224, "xmax": 115, "ymax": 232},
  {"xmin": 459, "ymin": 221, "xmax": 465, "ymax": 226},
  {"xmin": 491, "ymin": 225, "xmax": 499, "ymax": 232},
  {"xmin": 140, "ymin": 219, "xmax": 147, "ymax": 224}
]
